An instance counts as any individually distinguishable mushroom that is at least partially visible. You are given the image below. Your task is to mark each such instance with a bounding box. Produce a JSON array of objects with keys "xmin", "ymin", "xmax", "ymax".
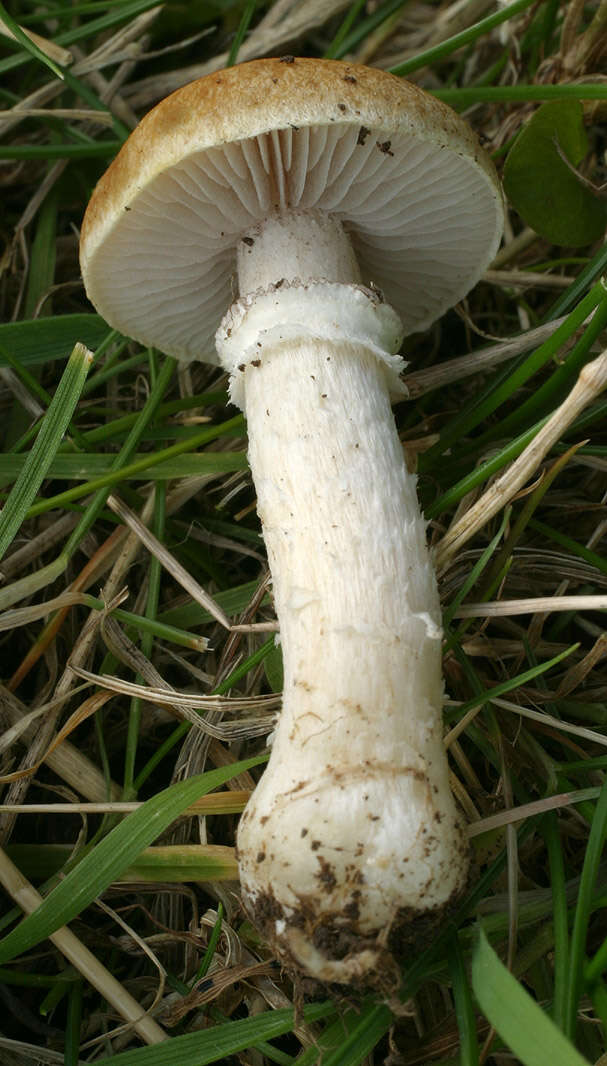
[{"xmin": 80, "ymin": 58, "xmax": 504, "ymax": 991}]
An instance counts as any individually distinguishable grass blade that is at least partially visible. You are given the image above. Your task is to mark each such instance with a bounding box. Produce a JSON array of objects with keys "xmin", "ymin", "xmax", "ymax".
[
  {"xmin": 316, "ymin": 1003, "xmax": 393, "ymax": 1066},
  {"xmin": 0, "ymin": 315, "xmax": 110, "ymax": 367},
  {"xmin": 7, "ymin": 843, "xmax": 238, "ymax": 883},
  {"xmin": 420, "ymin": 282, "xmax": 603, "ymax": 470},
  {"xmin": 449, "ymin": 932, "xmax": 480, "ymax": 1065},
  {"xmin": 94, "ymin": 1002, "xmax": 334, "ymax": 1066},
  {"xmin": 0, "ymin": 757, "xmax": 265, "ymax": 964},
  {"xmin": 391, "ymin": 0, "xmax": 539, "ymax": 76},
  {"xmin": 226, "ymin": 0, "xmax": 258, "ymax": 66},
  {"xmin": 563, "ymin": 777, "xmax": 607, "ymax": 1038},
  {"xmin": 472, "ymin": 926, "xmax": 591, "ymax": 1066},
  {"xmin": 23, "ymin": 412, "xmax": 245, "ymax": 521},
  {"xmin": 543, "ymin": 813, "xmax": 569, "ymax": 1030},
  {"xmin": 0, "ymin": 3, "xmax": 64, "ymax": 78},
  {"xmin": 0, "ymin": 451, "xmax": 247, "ymax": 482},
  {"xmin": 0, "ymin": 342, "xmax": 92, "ymax": 562}
]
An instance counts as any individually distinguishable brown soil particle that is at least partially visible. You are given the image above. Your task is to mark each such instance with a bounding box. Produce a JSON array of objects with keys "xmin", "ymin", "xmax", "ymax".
[{"xmin": 316, "ymin": 857, "xmax": 337, "ymax": 890}]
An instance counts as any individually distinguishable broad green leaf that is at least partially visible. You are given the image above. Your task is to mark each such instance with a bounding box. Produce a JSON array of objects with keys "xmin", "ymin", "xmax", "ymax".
[
  {"xmin": 503, "ymin": 100, "xmax": 607, "ymax": 245},
  {"xmin": 471, "ymin": 927, "xmax": 591, "ymax": 1066},
  {"xmin": 0, "ymin": 758, "xmax": 265, "ymax": 964},
  {"xmin": 0, "ymin": 315, "xmax": 110, "ymax": 367}
]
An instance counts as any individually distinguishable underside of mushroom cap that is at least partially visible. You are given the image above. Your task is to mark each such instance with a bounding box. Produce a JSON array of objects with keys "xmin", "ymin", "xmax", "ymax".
[{"xmin": 80, "ymin": 57, "xmax": 504, "ymax": 364}]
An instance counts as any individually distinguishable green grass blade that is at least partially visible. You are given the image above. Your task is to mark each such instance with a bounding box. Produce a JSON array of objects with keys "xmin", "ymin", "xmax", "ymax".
[
  {"xmin": 426, "ymin": 414, "xmax": 549, "ymax": 519},
  {"xmin": 446, "ymin": 644, "xmax": 578, "ymax": 725},
  {"xmin": 0, "ymin": 139, "xmax": 122, "ymax": 159},
  {"xmin": 0, "ymin": 315, "xmax": 111, "ymax": 367},
  {"xmin": 547, "ymin": 245, "xmax": 607, "ymax": 319},
  {"xmin": 328, "ymin": 0, "xmax": 409, "ymax": 59},
  {"xmin": 64, "ymin": 977, "xmax": 82, "ymax": 1066},
  {"xmin": 543, "ymin": 813, "xmax": 569, "ymax": 1029},
  {"xmin": 471, "ymin": 925, "xmax": 588, "ymax": 1066},
  {"xmin": 443, "ymin": 508, "xmax": 510, "ymax": 629},
  {"xmin": 588, "ymin": 979, "xmax": 607, "ymax": 1037},
  {"xmin": 226, "ymin": 0, "xmax": 258, "ymax": 66},
  {"xmin": 0, "ymin": 0, "xmax": 161, "ymax": 76},
  {"xmin": 295, "ymin": 1013, "xmax": 364, "ymax": 1066},
  {"xmin": 472, "ymin": 927, "xmax": 591, "ymax": 1066},
  {"xmin": 420, "ymin": 282, "xmax": 603, "ymax": 469},
  {"xmin": 0, "ymin": 2, "xmax": 64, "ymax": 78},
  {"xmin": 159, "ymin": 579, "xmax": 263, "ymax": 629},
  {"xmin": 59, "ymin": 356, "xmax": 177, "ymax": 564},
  {"xmin": 194, "ymin": 902, "xmax": 223, "ymax": 982},
  {"xmin": 23, "ymin": 412, "xmax": 244, "ymax": 521},
  {"xmin": 391, "ymin": 0, "xmax": 539, "ymax": 77},
  {"xmin": 434, "ymin": 84, "xmax": 607, "ymax": 105},
  {"xmin": 564, "ymin": 777, "xmax": 607, "ymax": 1038},
  {"xmin": 0, "ymin": 342, "xmax": 92, "ymax": 562},
  {"xmin": 585, "ymin": 935, "xmax": 607, "ymax": 986},
  {"xmin": 0, "ymin": 451, "xmax": 247, "ymax": 481},
  {"xmin": 23, "ymin": 185, "xmax": 58, "ymax": 319},
  {"xmin": 477, "ymin": 292, "xmax": 607, "ymax": 444},
  {"xmin": 7, "ymin": 844, "xmax": 238, "ymax": 883},
  {"xmin": 0, "ymin": 757, "xmax": 265, "ymax": 965},
  {"xmin": 0, "ymin": 593, "xmax": 210, "ymax": 651},
  {"xmin": 528, "ymin": 519, "xmax": 607, "ymax": 576},
  {"xmin": 448, "ymin": 932, "xmax": 479, "ymax": 1066},
  {"xmin": 317, "ymin": 1003, "xmax": 393, "ymax": 1066},
  {"xmin": 323, "ymin": 0, "xmax": 366, "ymax": 58},
  {"xmin": 94, "ymin": 1002, "xmax": 334, "ymax": 1066}
]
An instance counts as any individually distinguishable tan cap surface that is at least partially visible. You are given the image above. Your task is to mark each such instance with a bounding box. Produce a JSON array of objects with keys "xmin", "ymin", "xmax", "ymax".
[{"xmin": 80, "ymin": 57, "xmax": 504, "ymax": 364}]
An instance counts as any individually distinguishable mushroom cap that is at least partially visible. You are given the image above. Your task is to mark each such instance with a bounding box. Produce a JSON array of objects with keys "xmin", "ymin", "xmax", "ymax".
[{"xmin": 80, "ymin": 57, "xmax": 504, "ymax": 365}]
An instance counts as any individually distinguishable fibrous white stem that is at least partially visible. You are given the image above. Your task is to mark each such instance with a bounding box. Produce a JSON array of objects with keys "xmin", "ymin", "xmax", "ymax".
[{"xmin": 216, "ymin": 212, "xmax": 468, "ymax": 988}]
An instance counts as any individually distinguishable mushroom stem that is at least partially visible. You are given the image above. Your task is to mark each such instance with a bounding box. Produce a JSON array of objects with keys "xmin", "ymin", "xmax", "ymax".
[{"xmin": 217, "ymin": 211, "xmax": 469, "ymax": 988}]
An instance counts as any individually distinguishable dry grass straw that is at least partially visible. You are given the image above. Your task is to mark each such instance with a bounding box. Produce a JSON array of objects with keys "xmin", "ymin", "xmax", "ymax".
[
  {"xmin": 403, "ymin": 315, "xmax": 570, "ymax": 397},
  {"xmin": 107, "ymin": 494, "xmax": 232, "ymax": 630},
  {"xmin": 435, "ymin": 348, "xmax": 607, "ymax": 569},
  {"xmin": 0, "ymin": 847, "xmax": 167, "ymax": 1044}
]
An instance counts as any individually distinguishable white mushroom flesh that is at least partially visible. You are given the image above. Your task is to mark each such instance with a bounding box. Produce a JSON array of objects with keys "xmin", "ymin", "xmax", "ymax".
[{"xmin": 217, "ymin": 210, "xmax": 469, "ymax": 987}]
